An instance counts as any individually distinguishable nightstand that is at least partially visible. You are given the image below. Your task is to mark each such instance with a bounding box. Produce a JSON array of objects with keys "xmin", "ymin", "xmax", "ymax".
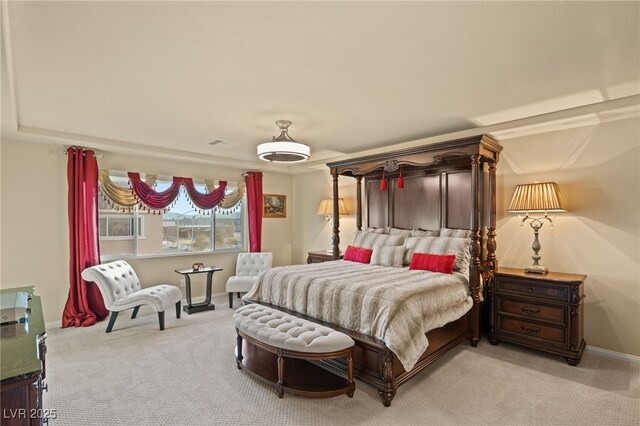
[
  {"xmin": 488, "ymin": 267, "xmax": 587, "ymax": 365},
  {"xmin": 307, "ymin": 250, "xmax": 343, "ymax": 264}
]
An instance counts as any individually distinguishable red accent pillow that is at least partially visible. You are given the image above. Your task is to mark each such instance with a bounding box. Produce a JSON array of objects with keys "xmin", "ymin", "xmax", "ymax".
[
  {"xmin": 344, "ymin": 245, "xmax": 373, "ymax": 264},
  {"xmin": 409, "ymin": 253, "xmax": 456, "ymax": 274}
]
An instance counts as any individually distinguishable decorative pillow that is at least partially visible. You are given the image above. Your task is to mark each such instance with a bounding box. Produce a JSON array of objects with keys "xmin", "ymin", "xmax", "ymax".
[
  {"xmin": 410, "ymin": 229, "xmax": 440, "ymax": 237},
  {"xmin": 370, "ymin": 245, "xmax": 405, "ymax": 268},
  {"xmin": 403, "ymin": 236, "xmax": 471, "ymax": 273},
  {"xmin": 440, "ymin": 228, "xmax": 472, "ymax": 238},
  {"xmin": 343, "ymin": 245, "xmax": 373, "ymax": 264},
  {"xmin": 389, "ymin": 227, "xmax": 412, "ymax": 237},
  {"xmin": 409, "ymin": 253, "xmax": 456, "ymax": 274},
  {"xmin": 353, "ymin": 231, "xmax": 405, "ymax": 250}
]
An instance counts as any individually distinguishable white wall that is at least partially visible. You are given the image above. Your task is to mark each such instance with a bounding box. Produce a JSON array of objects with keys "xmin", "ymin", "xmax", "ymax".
[
  {"xmin": 496, "ymin": 116, "xmax": 640, "ymax": 357},
  {"xmin": 0, "ymin": 139, "xmax": 293, "ymax": 323},
  {"xmin": 291, "ymin": 170, "xmax": 357, "ymax": 264}
]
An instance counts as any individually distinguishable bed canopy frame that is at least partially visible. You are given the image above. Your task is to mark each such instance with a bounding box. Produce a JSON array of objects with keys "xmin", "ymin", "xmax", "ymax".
[{"xmin": 320, "ymin": 134, "xmax": 502, "ymax": 405}]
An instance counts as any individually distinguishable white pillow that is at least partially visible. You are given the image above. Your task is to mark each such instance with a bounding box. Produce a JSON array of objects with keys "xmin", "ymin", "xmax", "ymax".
[
  {"xmin": 440, "ymin": 228, "xmax": 472, "ymax": 238},
  {"xmin": 403, "ymin": 236, "xmax": 471, "ymax": 273},
  {"xmin": 410, "ymin": 229, "xmax": 440, "ymax": 237},
  {"xmin": 389, "ymin": 227, "xmax": 412, "ymax": 237},
  {"xmin": 353, "ymin": 231, "xmax": 405, "ymax": 250},
  {"xmin": 371, "ymin": 245, "xmax": 405, "ymax": 268},
  {"xmin": 367, "ymin": 227, "xmax": 388, "ymax": 234}
]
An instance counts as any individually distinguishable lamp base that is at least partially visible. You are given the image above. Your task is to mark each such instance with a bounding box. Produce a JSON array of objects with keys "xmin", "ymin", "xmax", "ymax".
[{"xmin": 525, "ymin": 265, "xmax": 548, "ymax": 274}]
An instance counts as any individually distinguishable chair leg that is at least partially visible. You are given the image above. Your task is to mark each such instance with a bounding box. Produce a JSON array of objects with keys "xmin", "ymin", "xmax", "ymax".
[
  {"xmin": 237, "ymin": 292, "xmax": 241, "ymax": 298},
  {"xmin": 106, "ymin": 311, "xmax": 119, "ymax": 333},
  {"xmin": 228, "ymin": 292, "xmax": 233, "ymax": 308},
  {"xmin": 175, "ymin": 301, "xmax": 181, "ymax": 319},
  {"xmin": 158, "ymin": 311, "xmax": 165, "ymax": 331},
  {"xmin": 131, "ymin": 306, "xmax": 140, "ymax": 319}
]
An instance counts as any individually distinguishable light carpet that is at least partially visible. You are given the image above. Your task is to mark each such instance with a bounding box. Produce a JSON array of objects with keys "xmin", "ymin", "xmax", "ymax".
[{"xmin": 44, "ymin": 295, "xmax": 639, "ymax": 425}]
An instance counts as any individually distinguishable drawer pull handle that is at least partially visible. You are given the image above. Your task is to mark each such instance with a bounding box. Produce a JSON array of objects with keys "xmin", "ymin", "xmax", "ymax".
[
  {"xmin": 520, "ymin": 324, "xmax": 541, "ymax": 334},
  {"xmin": 520, "ymin": 306, "xmax": 541, "ymax": 314},
  {"xmin": 528, "ymin": 287, "xmax": 534, "ymax": 293}
]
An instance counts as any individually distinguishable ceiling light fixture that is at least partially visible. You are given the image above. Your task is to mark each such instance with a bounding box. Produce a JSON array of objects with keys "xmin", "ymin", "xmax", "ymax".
[{"xmin": 257, "ymin": 120, "xmax": 310, "ymax": 163}]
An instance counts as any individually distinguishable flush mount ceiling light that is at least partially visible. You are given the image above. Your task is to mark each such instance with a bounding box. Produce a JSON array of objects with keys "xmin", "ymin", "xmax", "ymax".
[{"xmin": 257, "ymin": 120, "xmax": 310, "ymax": 163}]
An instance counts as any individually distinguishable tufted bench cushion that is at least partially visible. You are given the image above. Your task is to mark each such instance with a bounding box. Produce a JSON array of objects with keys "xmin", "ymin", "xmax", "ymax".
[{"xmin": 233, "ymin": 304, "xmax": 354, "ymax": 354}]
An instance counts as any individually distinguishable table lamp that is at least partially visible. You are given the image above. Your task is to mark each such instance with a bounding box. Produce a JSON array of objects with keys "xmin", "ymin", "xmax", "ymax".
[
  {"xmin": 317, "ymin": 198, "xmax": 350, "ymax": 253},
  {"xmin": 507, "ymin": 182, "xmax": 566, "ymax": 274}
]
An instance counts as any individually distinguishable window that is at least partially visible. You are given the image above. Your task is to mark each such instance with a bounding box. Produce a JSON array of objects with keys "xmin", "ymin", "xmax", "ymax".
[
  {"xmin": 99, "ymin": 216, "xmax": 144, "ymax": 239},
  {"xmin": 99, "ymin": 174, "xmax": 244, "ymax": 259}
]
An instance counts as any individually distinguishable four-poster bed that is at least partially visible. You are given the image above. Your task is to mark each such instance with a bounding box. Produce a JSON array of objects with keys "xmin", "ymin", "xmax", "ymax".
[{"xmin": 247, "ymin": 135, "xmax": 502, "ymax": 406}]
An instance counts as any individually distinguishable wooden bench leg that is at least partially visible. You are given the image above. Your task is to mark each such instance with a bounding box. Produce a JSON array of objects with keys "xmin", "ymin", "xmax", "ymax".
[
  {"xmin": 236, "ymin": 333, "xmax": 243, "ymax": 369},
  {"xmin": 158, "ymin": 311, "xmax": 165, "ymax": 331},
  {"xmin": 276, "ymin": 349, "xmax": 285, "ymax": 398},
  {"xmin": 347, "ymin": 354, "xmax": 355, "ymax": 398},
  {"xmin": 130, "ymin": 306, "xmax": 140, "ymax": 319},
  {"xmin": 106, "ymin": 311, "xmax": 119, "ymax": 333},
  {"xmin": 175, "ymin": 301, "xmax": 181, "ymax": 319}
]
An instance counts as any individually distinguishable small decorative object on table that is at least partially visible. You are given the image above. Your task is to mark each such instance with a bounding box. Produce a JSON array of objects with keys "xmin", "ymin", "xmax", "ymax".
[{"xmin": 192, "ymin": 262, "xmax": 205, "ymax": 271}]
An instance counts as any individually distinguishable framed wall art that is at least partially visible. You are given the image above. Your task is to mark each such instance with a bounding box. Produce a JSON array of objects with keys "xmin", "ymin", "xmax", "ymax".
[{"xmin": 263, "ymin": 194, "xmax": 286, "ymax": 218}]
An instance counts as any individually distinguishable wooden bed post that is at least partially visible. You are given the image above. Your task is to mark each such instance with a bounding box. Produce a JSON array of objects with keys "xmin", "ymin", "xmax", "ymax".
[
  {"xmin": 332, "ymin": 171, "xmax": 341, "ymax": 259},
  {"xmin": 486, "ymin": 160, "xmax": 498, "ymax": 276},
  {"xmin": 356, "ymin": 175, "xmax": 363, "ymax": 231},
  {"xmin": 469, "ymin": 154, "xmax": 482, "ymax": 347}
]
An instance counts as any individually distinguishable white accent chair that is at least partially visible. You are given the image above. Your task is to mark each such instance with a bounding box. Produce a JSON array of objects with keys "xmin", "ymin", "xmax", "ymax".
[
  {"xmin": 81, "ymin": 260, "xmax": 182, "ymax": 333},
  {"xmin": 226, "ymin": 252, "xmax": 273, "ymax": 308}
]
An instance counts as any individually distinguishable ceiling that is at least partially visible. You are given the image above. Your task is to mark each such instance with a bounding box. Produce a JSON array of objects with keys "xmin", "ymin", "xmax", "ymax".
[{"xmin": 2, "ymin": 1, "xmax": 639, "ymax": 173}]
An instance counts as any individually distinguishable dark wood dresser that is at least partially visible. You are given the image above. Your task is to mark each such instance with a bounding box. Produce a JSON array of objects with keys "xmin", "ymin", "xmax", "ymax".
[
  {"xmin": 307, "ymin": 250, "xmax": 343, "ymax": 264},
  {"xmin": 488, "ymin": 267, "xmax": 586, "ymax": 365},
  {"xmin": 1, "ymin": 287, "xmax": 48, "ymax": 425}
]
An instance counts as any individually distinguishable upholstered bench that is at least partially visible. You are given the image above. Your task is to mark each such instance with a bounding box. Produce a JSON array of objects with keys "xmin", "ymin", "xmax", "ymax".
[{"xmin": 233, "ymin": 304, "xmax": 355, "ymax": 399}]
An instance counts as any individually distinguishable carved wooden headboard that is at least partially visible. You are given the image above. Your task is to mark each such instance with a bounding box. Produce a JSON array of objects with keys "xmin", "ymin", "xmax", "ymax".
[{"xmin": 326, "ymin": 134, "xmax": 503, "ymax": 345}]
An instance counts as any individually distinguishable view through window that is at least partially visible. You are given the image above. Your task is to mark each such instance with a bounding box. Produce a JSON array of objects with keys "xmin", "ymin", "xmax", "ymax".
[{"xmin": 99, "ymin": 175, "xmax": 244, "ymax": 258}]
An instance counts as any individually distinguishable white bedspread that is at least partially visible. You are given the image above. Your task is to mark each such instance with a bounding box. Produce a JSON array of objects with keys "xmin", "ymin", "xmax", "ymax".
[{"xmin": 243, "ymin": 260, "xmax": 473, "ymax": 371}]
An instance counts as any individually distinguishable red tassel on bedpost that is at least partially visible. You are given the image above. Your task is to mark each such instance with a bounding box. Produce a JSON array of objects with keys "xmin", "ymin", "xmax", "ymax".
[
  {"xmin": 397, "ymin": 174, "xmax": 404, "ymax": 189},
  {"xmin": 380, "ymin": 176, "xmax": 387, "ymax": 191}
]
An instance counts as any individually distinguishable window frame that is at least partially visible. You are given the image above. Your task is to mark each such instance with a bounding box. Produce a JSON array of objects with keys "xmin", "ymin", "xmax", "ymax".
[
  {"xmin": 99, "ymin": 213, "xmax": 146, "ymax": 241},
  {"xmin": 99, "ymin": 175, "xmax": 246, "ymax": 261}
]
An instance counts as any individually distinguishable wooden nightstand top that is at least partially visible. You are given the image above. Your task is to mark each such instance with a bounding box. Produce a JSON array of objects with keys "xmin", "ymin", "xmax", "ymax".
[
  {"xmin": 307, "ymin": 250, "xmax": 343, "ymax": 263},
  {"xmin": 496, "ymin": 267, "xmax": 586, "ymax": 284}
]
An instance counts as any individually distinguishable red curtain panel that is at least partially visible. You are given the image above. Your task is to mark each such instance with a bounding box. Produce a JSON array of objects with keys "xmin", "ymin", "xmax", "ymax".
[
  {"xmin": 245, "ymin": 171, "xmax": 263, "ymax": 252},
  {"xmin": 62, "ymin": 147, "xmax": 108, "ymax": 327}
]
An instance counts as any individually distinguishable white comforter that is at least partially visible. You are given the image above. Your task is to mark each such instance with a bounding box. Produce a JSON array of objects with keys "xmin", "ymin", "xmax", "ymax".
[{"xmin": 243, "ymin": 260, "xmax": 473, "ymax": 371}]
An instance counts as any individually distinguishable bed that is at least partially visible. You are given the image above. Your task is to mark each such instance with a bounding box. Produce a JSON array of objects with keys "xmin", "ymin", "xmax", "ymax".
[{"xmin": 246, "ymin": 135, "xmax": 502, "ymax": 406}]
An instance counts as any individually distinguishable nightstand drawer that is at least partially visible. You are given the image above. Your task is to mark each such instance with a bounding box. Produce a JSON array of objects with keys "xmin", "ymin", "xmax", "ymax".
[
  {"xmin": 499, "ymin": 317, "xmax": 566, "ymax": 345},
  {"xmin": 496, "ymin": 277, "xmax": 568, "ymax": 302},
  {"xmin": 499, "ymin": 297, "xmax": 566, "ymax": 325}
]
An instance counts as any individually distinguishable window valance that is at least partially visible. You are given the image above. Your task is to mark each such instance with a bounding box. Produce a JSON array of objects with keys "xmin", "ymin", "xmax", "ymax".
[{"xmin": 98, "ymin": 169, "xmax": 244, "ymax": 214}]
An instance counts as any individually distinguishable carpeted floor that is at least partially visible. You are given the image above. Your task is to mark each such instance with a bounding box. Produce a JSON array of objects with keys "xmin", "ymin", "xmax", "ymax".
[{"xmin": 44, "ymin": 295, "xmax": 639, "ymax": 425}]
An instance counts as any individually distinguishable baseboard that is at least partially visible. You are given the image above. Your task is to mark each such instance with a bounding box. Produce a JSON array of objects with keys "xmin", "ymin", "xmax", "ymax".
[{"xmin": 586, "ymin": 346, "xmax": 640, "ymax": 365}]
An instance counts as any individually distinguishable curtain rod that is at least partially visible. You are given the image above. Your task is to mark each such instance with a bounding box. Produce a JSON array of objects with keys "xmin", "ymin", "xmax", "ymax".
[{"xmin": 57, "ymin": 148, "xmax": 104, "ymax": 158}]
